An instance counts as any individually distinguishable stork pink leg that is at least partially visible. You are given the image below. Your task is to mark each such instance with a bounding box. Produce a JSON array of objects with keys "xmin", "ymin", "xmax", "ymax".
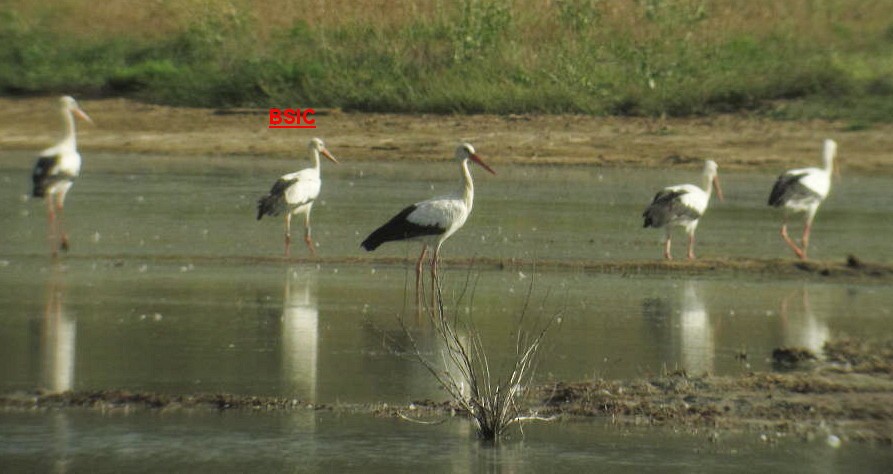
[
  {"xmin": 303, "ymin": 213, "xmax": 316, "ymax": 256},
  {"xmin": 56, "ymin": 197, "xmax": 69, "ymax": 252},
  {"xmin": 303, "ymin": 234, "xmax": 315, "ymax": 255},
  {"xmin": 801, "ymin": 221, "xmax": 813, "ymax": 257},
  {"xmin": 415, "ymin": 246, "xmax": 428, "ymax": 308},
  {"xmin": 663, "ymin": 235, "xmax": 673, "ymax": 260},
  {"xmin": 284, "ymin": 213, "xmax": 292, "ymax": 257},
  {"xmin": 687, "ymin": 233, "xmax": 696, "ymax": 260},
  {"xmin": 46, "ymin": 197, "xmax": 58, "ymax": 257},
  {"xmin": 430, "ymin": 246, "xmax": 440, "ymax": 309},
  {"xmin": 781, "ymin": 223, "xmax": 806, "ymax": 260}
]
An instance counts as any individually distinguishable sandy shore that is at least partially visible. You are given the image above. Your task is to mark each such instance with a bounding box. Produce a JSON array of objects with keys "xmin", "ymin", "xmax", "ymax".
[{"xmin": 2, "ymin": 96, "xmax": 892, "ymax": 174}]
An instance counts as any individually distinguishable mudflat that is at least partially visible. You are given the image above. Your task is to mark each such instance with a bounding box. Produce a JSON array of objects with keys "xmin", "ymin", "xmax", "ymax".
[{"xmin": 2, "ymin": 97, "xmax": 892, "ymax": 173}]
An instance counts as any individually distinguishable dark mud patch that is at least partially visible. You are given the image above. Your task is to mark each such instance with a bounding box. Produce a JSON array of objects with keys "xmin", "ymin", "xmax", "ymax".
[
  {"xmin": 536, "ymin": 338, "xmax": 893, "ymax": 444},
  {"xmin": 772, "ymin": 347, "xmax": 818, "ymax": 369},
  {"xmin": 0, "ymin": 390, "xmax": 328, "ymax": 412},
  {"xmin": 46, "ymin": 253, "xmax": 893, "ymax": 283}
]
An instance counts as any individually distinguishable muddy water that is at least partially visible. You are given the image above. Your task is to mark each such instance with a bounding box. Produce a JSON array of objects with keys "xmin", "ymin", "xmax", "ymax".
[{"xmin": 1, "ymin": 155, "xmax": 892, "ymax": 469}]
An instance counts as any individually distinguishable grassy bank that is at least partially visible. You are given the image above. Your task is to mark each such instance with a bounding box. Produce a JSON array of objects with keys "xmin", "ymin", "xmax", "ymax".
[{"xmin": 2, "ymin": 0, "xmax": 892, "ymax": 121}]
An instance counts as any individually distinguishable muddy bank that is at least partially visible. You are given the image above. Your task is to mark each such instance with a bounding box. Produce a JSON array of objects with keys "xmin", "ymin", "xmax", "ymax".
[
  {"xmin": 537, "ymin": 338, "xmax": 893, "ymax": 444},
  {"xmin": 38, "ymin": 253, "xmax": 893, "ymax": 283},
  {"xmin": 4, "ymin": 339, "xmax": 893, "ymax": 443},
  {"xmin": 2, "ymin": 97, "xmax": 892, "ymax": 174}
]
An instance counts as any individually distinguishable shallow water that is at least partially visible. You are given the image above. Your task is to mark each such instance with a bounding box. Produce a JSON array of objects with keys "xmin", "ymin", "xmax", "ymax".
[
  {"xmin": 1, "ymin": 154, "xmax": 892, "ymax": 470},
  {"xmin": 1, "ymin": 259, "xmax": 891, "ymax": 401},
  {"xmin": 3, "ymin": 411, "xmax": 892, "ymax": 473},
  {"xmin": 1, "ymin": 153, "xmax": 891, "ymax": 262}
]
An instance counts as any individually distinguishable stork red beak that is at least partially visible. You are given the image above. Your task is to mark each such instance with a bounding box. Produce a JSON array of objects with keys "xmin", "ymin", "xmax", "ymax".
[
  {"xmin": 74, "ymin": 107, "xmax": 94, "ymax": 125},
  {"xmin": 713, "ymin": 175, "xmax": 724, "ymax": 202},
  {"xmin": 321, "ymin": 148, "xmax": 339, "ymax": 164},
  {"xmin": 470, "ymin": 153, "xmax": 496, "ymax": 175}
]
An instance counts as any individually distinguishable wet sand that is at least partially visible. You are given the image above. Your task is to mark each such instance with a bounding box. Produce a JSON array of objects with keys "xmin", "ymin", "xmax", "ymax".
[{"xmin": 2, "ymin": 97, "xmax": 893, "ymax": 174}]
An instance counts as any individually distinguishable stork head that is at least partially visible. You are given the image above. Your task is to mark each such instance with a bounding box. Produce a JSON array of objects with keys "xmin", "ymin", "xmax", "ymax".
[
  {"xmin": 309, "ymin": 137, "xmax": 338, "ymax": 164},
  {"xmin": 60, "ymin": 95, "xmax": 93, "ymax": 124},
  {"xmin": 704, "ymin": 160, "xmax": 724, "ymax": 202},
  {"xmin": 456, "ymin": 142, "xmax": 495, "ymax": 175}
]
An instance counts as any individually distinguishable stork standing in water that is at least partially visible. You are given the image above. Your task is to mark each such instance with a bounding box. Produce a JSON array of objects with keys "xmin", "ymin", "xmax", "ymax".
[
  {"xmin": 643, "ymin": 160, "xmax": 724, "ymax": 260},
  {"xmin": 32, "ymin": 96, "xmax": 93, "ymax": 256},
  {"xmin": 257, "ymin": 138, "xmax": 339, "ymax": 257},
  {"xmin": 361, "ymin": 143, "xmax": 495, "ymax": 300},
  {"xmin": 768, "ymin": 139, "xmax": 838, "ymax": 260}
]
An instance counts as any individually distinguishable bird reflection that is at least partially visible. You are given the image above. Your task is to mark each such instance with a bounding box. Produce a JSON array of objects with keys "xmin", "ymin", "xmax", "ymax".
[
  {"xmin": 779, "ymin": 286, "xmax": 829, "ymax": 355},
  {"xmin": 50, "ymin": 412, "xmax": 73, "ymax": 474},
  {"xmin": 676, "ymin": 281, "xmax": 714, "ymax": 375},
  {"xmin": 280, "ymin": 266, "xmax": 319, "ymax": 402},
  {"xmin": 642, "ymin": 280, "xmax": 715, "ymax": 375},
  {"xmin": 37, "ymin": 267, "xmax": 76, "ymax": 393}
]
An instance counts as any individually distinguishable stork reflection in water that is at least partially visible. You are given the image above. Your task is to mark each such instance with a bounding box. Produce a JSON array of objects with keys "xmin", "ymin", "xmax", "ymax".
[
  {"xmin": 280, "ymin": 267, "xmax": 319, "ymax": 402},
  {"xmin": 779, "ymin": 287, "xmax": 829, "ymax": 356},
  {"xmin": 33, "ymin": 266, "xmax": 76, "ymax": 393}
]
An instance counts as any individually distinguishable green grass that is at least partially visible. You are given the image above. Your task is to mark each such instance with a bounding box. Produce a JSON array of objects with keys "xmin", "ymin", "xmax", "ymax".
[{"xmin": 2, "ymin": 0, "xmax": 892, "ymax": 121}]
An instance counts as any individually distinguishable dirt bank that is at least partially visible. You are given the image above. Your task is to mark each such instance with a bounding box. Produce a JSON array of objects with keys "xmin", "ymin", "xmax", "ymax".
[
  {"xmin": 4, "ymin": 339, "xmax": 893, "ymax": 443},
  {"xmin": 2, "ymin": 97, "xmax": 892, "ymax": 174},
  {"xmin": 536, "ymin": 338, "xmax": 893, "ymax": 444},
  {"xmin": 43, "ymin": 253, "xmax": 893, "ymax": 284}
]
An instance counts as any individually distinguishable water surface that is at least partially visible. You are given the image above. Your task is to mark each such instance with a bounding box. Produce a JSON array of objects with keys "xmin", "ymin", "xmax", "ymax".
[
  {"xmin": 3, "ymin": 411, "xmax": 891, "ymax": 473},
  {"xmin": 1, "ymin": 155, "xmax": 891, "ymax": 471}
]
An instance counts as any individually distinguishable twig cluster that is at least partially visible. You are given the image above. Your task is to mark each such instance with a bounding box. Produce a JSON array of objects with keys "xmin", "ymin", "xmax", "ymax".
[{"xmin": 396, "ymin": 269, "xmax": 555, "ymax": 440}]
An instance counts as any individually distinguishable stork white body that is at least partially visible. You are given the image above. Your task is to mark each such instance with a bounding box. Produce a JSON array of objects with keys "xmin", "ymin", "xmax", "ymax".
[
  {"xmin": 257, "ymin": 138, "xmax": 339, "ymax": 257},
  {"xmin": 31, "ymin": 96, "xmax": 93, "ymax": 256},
  {"xmin": 643, "ymin": 160, "xmax": 723, "ymax": 260},
  {"xmin": 361, "ymin": 143, "xmax": 495, "ymax": 302},
  {"xmin": 768, "ymin": 139, "xmax": 837, "ymax": 260}
]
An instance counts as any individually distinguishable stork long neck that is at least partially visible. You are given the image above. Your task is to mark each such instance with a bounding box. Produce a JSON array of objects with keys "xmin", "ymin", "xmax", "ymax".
[
  {"xmin": 823, "ymin": 149, "xmax": 835, "ymax": 174},
  {"xmin": 309, "ymin": 147, "xmax": 321, "ymax": 170},
  {"xmin": 60, "ymin": 108, "xmax": 77, "ymax": 149},
  {"xmin": 701, "ymin": 171, "xmax": 714, "ymax": 196},
  {"xmin": 461, "ymin": 158, "xmax": 474, "ymax": 211}
]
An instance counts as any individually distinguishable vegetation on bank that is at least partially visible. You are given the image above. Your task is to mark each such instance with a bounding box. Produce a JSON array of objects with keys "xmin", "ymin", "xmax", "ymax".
[{"xmin": 2, "ymin": 0, "xmax": 892, "ymax": 121}]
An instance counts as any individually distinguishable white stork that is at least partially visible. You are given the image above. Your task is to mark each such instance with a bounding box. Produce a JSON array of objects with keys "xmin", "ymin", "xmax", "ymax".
[
  {"xmin": 32, "ymin": 96, "xmax": 93, "ymax": 256},
  {"xmin": 643, "ymin": 160, "xmax": 724, "ymax": 260},
  {"xmin": 361, "ymin": 143, "xmax": 495, "ymax": 299},
  {"xmin": 257, "ymin": 137, "xmax": 339, "ymax": 257},
  {"xmin": 768, "ymin": 139, "xmax": 838, "ymax": 260}
]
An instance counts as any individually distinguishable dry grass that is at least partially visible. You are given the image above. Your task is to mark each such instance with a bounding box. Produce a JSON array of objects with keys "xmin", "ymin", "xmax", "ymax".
[{"xmin": 386, "ymin": 269, "xmax": 555, "ymax": 440}]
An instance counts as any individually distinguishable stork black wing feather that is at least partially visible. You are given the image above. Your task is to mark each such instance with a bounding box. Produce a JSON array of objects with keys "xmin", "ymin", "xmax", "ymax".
[
  {"xmin": 361, "ymin": 205, "xmax": 444, "ymax": 251},
  {"xmin": 256, "ymin": 178, "xmax": 298, "ymax": 219},
  {"xmin": 768, "ymin": 172, "xmax": 812, "ymax": 207},
  {"xmin": 642, "ymin": 189, "xmax": 689, "ymax": 228},
  {"xmin": 31, "ymin": 156, "xmax": 61, "ymax": 198}
]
